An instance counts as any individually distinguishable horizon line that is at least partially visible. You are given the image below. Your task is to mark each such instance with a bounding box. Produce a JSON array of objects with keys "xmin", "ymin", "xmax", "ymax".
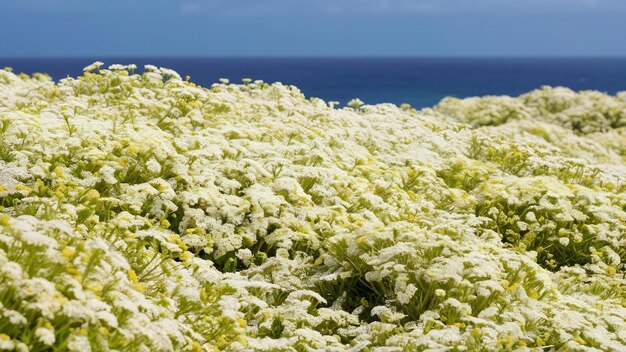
[{"xmin": 2, "ymin": 55, "xmax": 626, "ymax": 60}]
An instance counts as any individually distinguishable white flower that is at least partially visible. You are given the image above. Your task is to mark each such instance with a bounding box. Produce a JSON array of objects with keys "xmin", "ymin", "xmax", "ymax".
[
  {"xmin": 67, "ymin": 334, "xmax": 91, "ymax": 352},
  {"xmin": 0, "ymin": 338, "xmax": 15, "ymax": 350},
  {"xmin": 347, "ymin": 98, "xmax": 364, "ymax": 109},
  {"xmin": 35, "ymin": 327, "xmax": 55, "ymax": 346},
  {"xmin": 108, "ymin": 64, "xmax": 126, "ymax": 71},
  {"xmin": 1, "ymin": 262, "xmax": 23, "ymax": 281},
  {"xmin": 19, "ymin": 229, "xmax": 57, "ymax": 248},
  {"xmin": 236, "ymin": 248, "xmax": 253, "ymax": 266},
  {"xmin": 371, "ymin": 305, "xmax": 406, "ymax": 323},
  {"xmin": 83, "ymin": 61, "xmax": 104, "ymax": 72},
  {"xmin": 144, "ymin": 64, "xmax": 160, "ymax": 73},
  {"xmin": 159, "ymin": 67, "xmax": 182, "ymax": 80},
  {"xmin": 3, "ymin": 310, "xmax": 27, "ymax": 325},
  {"xmin": 146, "ymin": 158, "xmax": 162, "ymax": 174},
  {"xmin": 97, "ymin": 165, "xmax": 118, "ymax": 185},
  {"xmin": 396, "ymin": 284, "xmax": 417, "ymax": 305},
  {"xmin": 96, "ymin": 311, "xmax": 119, "ymax": 328}
]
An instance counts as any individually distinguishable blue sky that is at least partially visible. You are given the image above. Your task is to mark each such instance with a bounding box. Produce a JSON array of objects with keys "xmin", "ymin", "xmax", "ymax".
[{"xmin": 1, "ymin": 0, "xmax": 625, "ymax": 57}]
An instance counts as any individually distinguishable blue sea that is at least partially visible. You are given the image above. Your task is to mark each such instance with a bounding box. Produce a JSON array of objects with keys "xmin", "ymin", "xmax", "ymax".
[{"xmin": 2, "ymin": 58, "xmax": 626, "ymax": 108}]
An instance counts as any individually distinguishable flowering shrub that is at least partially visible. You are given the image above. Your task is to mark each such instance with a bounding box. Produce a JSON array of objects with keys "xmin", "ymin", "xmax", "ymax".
[{"xmin": 0, "ymin": 63, "xmax": 625, "ymax": 351}]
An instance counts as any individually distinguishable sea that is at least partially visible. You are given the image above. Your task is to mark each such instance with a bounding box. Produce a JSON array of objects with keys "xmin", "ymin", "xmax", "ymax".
[{"xmin": 2, "ymin": 58, "xmax": 626, "ymax": 108}]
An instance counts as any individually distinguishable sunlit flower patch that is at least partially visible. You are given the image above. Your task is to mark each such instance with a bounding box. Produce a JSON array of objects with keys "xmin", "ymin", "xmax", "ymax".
[{"xmin": 0, "ymin": 63, "xmax": 625, "ymax": 351}]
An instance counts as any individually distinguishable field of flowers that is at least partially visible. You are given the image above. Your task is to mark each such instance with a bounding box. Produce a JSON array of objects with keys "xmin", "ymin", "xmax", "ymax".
[{"xmin": 0, "ymin": 62, "xmax": 625, "ymax": 351}]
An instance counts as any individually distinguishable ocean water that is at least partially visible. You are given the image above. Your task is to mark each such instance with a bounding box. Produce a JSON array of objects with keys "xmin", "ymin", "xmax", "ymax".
[{"xmin": 2, "ymin": 58, "xmax": 626, "ymax": 108}]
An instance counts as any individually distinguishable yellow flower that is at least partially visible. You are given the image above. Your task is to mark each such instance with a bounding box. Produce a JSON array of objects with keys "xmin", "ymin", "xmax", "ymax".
[
  {"xmin": 15, "ymin": 183, "xmax": 32, "ymax": 193},
  {"xmin": 82, "ymin": 189, "xmax": 100, "ymax": 201},
  {"xmin": 506, "ymin": 283, "xmax": 519, "ymax": 292},
  {"xmin": 54, "ymin": 294, "xmax": 69, "ymax": 305},
  {"xmin": 0, "ymin": 333, "xmax": 10, "ymax": 341},
  {"xmin": 128, "ymin": 269, "xmax": 139, "ymax": 283},
  {"xmin": 67, "ymin": 267, "xmax": 80, "ymax": 276},
  {"xmin": 190, "ymin": 341, "xmax": 204, "ymax": 352},
  {"xmin": 470, "ymin": 328, "xmax": 482, "ymax": 339},
  {"xmin": 236, "ymin": 335, "xmax": 248, "ymax": 347},
  {"xmin": 606, "ymin": 266, "xmax": 617, "ymax": 276},
  {"xmin": 169, "ymin": 233, "xmax": 188, "ymax": 250},
  {"xmin": 574, "ymin": 336, "xmax": 586, "ymax": 345},
  {"xmin": 0, "ymin": 213, "xmax": 10, "ymax": 227},
  {"xmin": 54, "ymin": 167, "xmax": 65, "ymax": 178},
  {"xmin": 88, "ymin": 285, "xmax": 103, "ymax": 294},
  {"xmin": 128, "ymin": 269, "xmax": 145, "ymax": 293},
  {"xmin": 498, "ymin": 336, "xmax": 514, "ymax": 348},
  {"xmin": 126, "ymin": 145, "xmax": 138, "ymax": 156},
  {"xmin": 535, "ymin": 337, "xmax": 545, "ymax": 346},
  {"xmin": 62, "ymin": 246, "xmax": 76, "ymax": 259},
  {"xmin": 180, "ymin": 251, "xmax": 193, "ymax": 261}
]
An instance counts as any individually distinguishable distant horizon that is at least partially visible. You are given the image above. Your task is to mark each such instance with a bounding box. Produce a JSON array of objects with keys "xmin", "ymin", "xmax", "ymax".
[
  {"xmin": 3, "ymin": 56, "xmax": 626, "ymax": 60},
  {"xmin": 3, "ymin": 56, "xmax": 625, "ymax": 109}
]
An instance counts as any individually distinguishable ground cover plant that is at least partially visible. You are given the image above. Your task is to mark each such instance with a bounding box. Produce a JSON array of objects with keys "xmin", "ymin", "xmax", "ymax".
[{"xmin": 0, "ymin": 63, "xmax": 625, "ymax": 351}]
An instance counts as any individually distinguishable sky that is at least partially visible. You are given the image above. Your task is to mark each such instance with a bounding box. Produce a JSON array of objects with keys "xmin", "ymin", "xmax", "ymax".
[{"xmin": 1, "ymin": 0, "xmax": 626, "ymax": 57}]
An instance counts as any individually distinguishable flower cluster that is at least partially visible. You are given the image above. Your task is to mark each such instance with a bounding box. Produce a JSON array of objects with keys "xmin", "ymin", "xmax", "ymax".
[
  {"xmin": 436, "ymin": 86, "xmax": 626, "ymax": 133},
  {"xmin": 0, "ymin": 64, "xmax": 625, "ymax": 351}
]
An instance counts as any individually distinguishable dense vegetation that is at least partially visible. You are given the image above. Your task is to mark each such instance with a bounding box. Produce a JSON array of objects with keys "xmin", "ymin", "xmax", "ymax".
[{"xmin": 0, "ymin": 63, "xmax": 625, "ymax": 351}]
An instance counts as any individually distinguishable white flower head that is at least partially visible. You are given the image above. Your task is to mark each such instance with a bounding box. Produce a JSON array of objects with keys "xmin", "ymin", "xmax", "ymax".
[
  {"xmin": 35, "ymin": 327, "xmax": 55, "ymax": 346},
  {"xmin": 347, "ymin": 98, "xmax": 364, "ymax": 109},
  {"xmin": 83, "ymin": 61, "xmax": 104, "ymax": 72}
]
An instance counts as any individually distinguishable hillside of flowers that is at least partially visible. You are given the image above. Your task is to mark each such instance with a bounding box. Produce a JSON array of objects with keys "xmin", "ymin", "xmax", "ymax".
[{"xmin": 0, "ymin": 62, "xmax": 625, "ymax": 351}]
